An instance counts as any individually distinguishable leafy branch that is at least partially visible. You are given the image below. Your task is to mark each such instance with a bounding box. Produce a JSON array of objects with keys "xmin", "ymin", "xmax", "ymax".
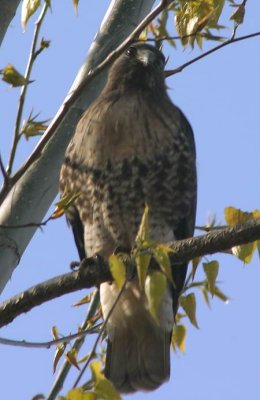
[
  {"xmin": 0, "ymin": 217, "xmax": 259, "ymax": 329},
  {"xmin": 47, "ymin": 290, "xmax": 100, "ymax": 400},
  {"xmin": 0, "ymin": 322, "xmax": 101, "ymax": 349},
  {"xmin": 5, "ymin": 1, "xmax": 49, "ymax": 180},
  {"xmin": 165, "ymin": 30, "xmax": 260, "ymax": 76}
]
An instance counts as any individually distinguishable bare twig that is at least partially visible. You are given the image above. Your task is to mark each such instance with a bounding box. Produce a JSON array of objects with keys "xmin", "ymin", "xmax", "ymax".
[
  {"xmin": 165, "ymin": 31, "xmax": 260, "ymax": 77},
  {"xmin": 195, "ymin": 225, "xmax": 227, "ymax": 232},
  {"xmin": 0, "ymin": 218, "xmax": 259, "ymax": 329},
  {"xmin": 0, "ymin": 214, "xmax": 54, "ymax": 229},
  {"xmin": 144, "ymin": 32, "xmax": 225, "ymax": 43},
  {"xmin": 0, "ymin": 323, "xmax": 101, "ymax": 349},
  {"xmin": 73, "ymin": 280, "xmax": 127, "ymax": 388},
  {"xmin": 6, "ymin": 2, "xmax": 49, "ymax": 176}
]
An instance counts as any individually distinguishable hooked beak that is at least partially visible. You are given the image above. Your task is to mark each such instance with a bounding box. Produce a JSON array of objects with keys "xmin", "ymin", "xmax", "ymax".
[{"xmin": 137, "ymin": 49, "xmax": 158, "ymax": 66}]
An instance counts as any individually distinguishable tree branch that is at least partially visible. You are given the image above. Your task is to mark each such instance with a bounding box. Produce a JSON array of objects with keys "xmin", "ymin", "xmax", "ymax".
[
  {"xmin": 0, "ymin": 323, "xmax": 101, "ymax": 349},
  {"xmin": 165, "ymin": 31, "xmax": 260, "ymax": 77},
  {"xmin": 0, "ymin": 218, "xmax": 259, "ymax": 329},
  {"xmin": 6, "ymin": 2, "xmax": 49, "ymax": 177}
]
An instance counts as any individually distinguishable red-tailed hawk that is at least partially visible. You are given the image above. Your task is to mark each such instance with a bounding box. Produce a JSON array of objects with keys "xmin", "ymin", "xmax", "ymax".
[{"xmin": 60, "ymin": 43, "xmax": 197, "ymax": 393}]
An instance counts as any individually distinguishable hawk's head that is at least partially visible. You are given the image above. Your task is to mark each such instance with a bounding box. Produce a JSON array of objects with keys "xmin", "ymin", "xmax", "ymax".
[{"xmin": 104, "ymin": 43, "xmax": 166, "ymax": 92}]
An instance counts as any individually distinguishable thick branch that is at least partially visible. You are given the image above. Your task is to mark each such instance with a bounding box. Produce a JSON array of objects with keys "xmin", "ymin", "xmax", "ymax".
[{"xmin": 0, "ymin": 218, "xmax": 259, "ymax": 328}]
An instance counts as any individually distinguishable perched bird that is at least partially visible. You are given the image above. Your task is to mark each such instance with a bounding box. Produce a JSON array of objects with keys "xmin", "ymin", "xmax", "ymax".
[{"xmin": 60, "ymin": 43, "xmax": 197, "ymax": 393}]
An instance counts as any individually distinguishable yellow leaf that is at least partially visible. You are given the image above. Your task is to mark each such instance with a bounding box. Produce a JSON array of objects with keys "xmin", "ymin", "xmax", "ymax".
[
  {"xmin": 179, "ymin": 293, "xmax": 199, "ymax": 328},
  {"xmin": 192, "ymin": 257, "xmax": 201, "ymax": 280},
  {"xmin": 0, "ymin": 64, "xmax": 29, "ymax": 87},
  {"xmin": 109, "ymin": 255, "xmax": 126, "ymax": 289},
  {"xmin": 91, "ymin": 361, "xmax": 121, "ymax": 400},
  {"xmin": 51, "ymin": 325, "xmax": 59, "ymax": 340},
  {"xmin": 203, "ymin": 260, "xmax": 219, "ymax": 297},
  {"xmin": 66, "ymin": 349, "xmax": 80, "ymax": 370},
  {"xmin": 230, "ymin": 4, "xmax": 245, "ymax": 25},
  {"xmin": 52, "ymin": 190, "xmax": 81, "ymax": 219},
  {"xmin": 225, "ymin": 206, "xmax": 251, "ymax": 226},
  {"xmin": 21, "ymin": 0, "xmax": 41, "ymax": 31},
  {"xmin": 139, "ymin": 26, "xmax": 148, "ymax": 41},
  {"xmin": 53, "ymin": 343, "xmax": 66, "ymax": 373},
  {"xmin": 152, "ymin": 246, "xmax": 174, "ymax": 285},
  {"xmin": 145, "ymin": 271, "xmax": 167, "ymax": 323},
  {"xmin": 201, "ymin": 287, "xmax": 210, "ymax": 307},
  {"xmin": 253, "ymin": 210, "xmax": 260, "ymax": 219},
  {"xmin": 232, "ymin": 241, "xmax": 257, "ymax": 264},
  {"xmin": 135, "ymin": 204, "xmax": 150, "ymax": 243},
  {"xmin": 21, "ymin": 118, "xmax": 48, "ymax": 139},
  {"xmin": 66, "ymin": 388, "xmax": 97, "ymax": 400},
  {"xmin": 73, "ymin": 294, "xmax": 92, "ymax": 307},
  {"xmin": 172, "ymin": 324, "xmax": 186, "ymax": 353}
]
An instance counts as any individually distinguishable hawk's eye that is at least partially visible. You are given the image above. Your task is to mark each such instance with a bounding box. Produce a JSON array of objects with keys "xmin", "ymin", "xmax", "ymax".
[{"xmin": 125, "ymin": 46, "xmax": 137, "ymax": 57}]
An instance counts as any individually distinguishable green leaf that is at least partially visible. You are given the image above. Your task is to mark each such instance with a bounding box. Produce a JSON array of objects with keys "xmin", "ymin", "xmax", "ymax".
[
  {"xmin": 91, "ymin": 361, "xmax": 121, "ymax": 400},
  {"xmin": 21, "ymin": 0, "xmax": 41, "ymax": 30},
  {"xmin": 225, "ymin": 207, "xmax": 260, "ymax": 262},
  {"xmin": 51, "ymin": 325, "xmax": 59, "ymax": 340},
  {"xmin": 109, "ymin": 254, "xmax": 126, "ymax": 289},
  {"xmin": 179, "ymin": 293, "xmax": 199, "ymax": 328},
  {"xmin": 230, "ymin": 4, "xmax": 245, "ymax": 25},
  {"xmin": 201, "ymin": 287, "xmax": 211, "ymax": 307},
  {"xmin": 53, "ymin": 343, "xmax": 66, "ymax": 373},
  {"xmin": 73, "ymin": 293, "xmax": 92, "ymax": 307},
  {"xmin": 66, "ymin": 349, "xmax": 80, "ymax": 370},
  {"xmin": 171, "ymin": 324, "xmax": 186, "ymax": 353},
  {"xmin": 213, "ymin": 285, "xmax": 229, "ymax": 304},
  {"xmin": 145, "ymin": 271, "xmax": 167, "ymax": 323},
  {"xmin": 203, "ymin": 260, "xmax": 219, "ymax": 296},
  {"xmin": 0, "ymin": 64, "xmax": 29, "ymax": 87},
  {"xmin": 136, "ymin": 253, "xmax": 151, "ymax": 289},
  {"xmin": 21, "ymin": 113, "xmax": 49, "ymax": 139}
]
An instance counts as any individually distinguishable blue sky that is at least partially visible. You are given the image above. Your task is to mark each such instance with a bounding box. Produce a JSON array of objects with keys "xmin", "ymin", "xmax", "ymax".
[{"xmin": 0, "ymin": 1, "xmax": 260, "ymax": 399}]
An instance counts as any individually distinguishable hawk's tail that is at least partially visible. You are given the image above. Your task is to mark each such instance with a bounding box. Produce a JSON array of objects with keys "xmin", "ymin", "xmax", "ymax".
[{"xmin": 104, "ymin": 326, "xmax": 171, "ymax": 393}]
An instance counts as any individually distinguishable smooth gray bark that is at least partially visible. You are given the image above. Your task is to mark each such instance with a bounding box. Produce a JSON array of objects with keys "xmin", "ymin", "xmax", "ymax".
[
  {"xmin": 0, "ymin": 0, "xmax": 156, "ymax": 294},
  {"xmin": 0, "ymin": 0, "xmax": 20, "ymax": 46}
]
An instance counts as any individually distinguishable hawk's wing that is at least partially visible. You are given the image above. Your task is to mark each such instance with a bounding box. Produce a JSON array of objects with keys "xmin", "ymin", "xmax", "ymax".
[{"xmin": 66, "ymin": 206, "xmax": 86, "ymax": 261}]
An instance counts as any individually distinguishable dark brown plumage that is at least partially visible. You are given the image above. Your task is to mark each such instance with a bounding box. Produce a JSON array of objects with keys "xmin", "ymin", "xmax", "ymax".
[{"xmin": 60, "ymin": 43, "xmax": 197, "ymax": 393}]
